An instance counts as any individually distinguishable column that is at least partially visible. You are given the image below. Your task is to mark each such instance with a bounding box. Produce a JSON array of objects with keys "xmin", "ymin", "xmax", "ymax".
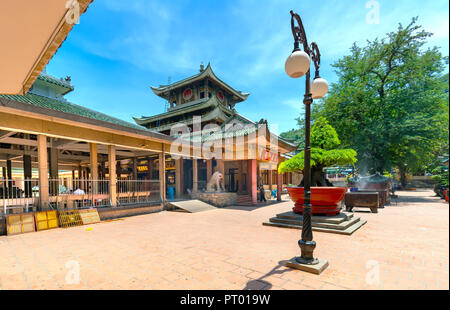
[
  {"xmin": 217, "ymin": 159, "xmax": 225, "ymax": 175},
  {"xmin": 108, "ymin": 145, "xmax": 117, "ymax": 207},
  {"xmin": 23, "ymin": 155, "xmax": 32, "ymax": 198},
  {"xmin": 159, "ymin": 150, "xmax": 166, "ymax": 202},
  {"xmin": 90, "ymin": 143, "xmax": 98, "ymax": 194},
  {"xmin": 193, "ymin": 159, "xmax": 198, "ymax": 193},
  {"xmin": 6, "ymin": 159, "xmax": 12, "ymax": 195},
  {"xmin": 37, "ymin": 135, "xmax": 49, "ymax": 210},
  {"xmin": 238, "ymin": 160, "xmax": 243, "ymax": 192},
  {"xmin": 206, "ymin": 160, "xmax": 212, "ymax": 181},
  {"xmin": 269, "ymin": 169, "xmax": 273, "ymax": 191},
  {"xmin": 175, "ymin": 159, "xmax": 182, "ymax": 198},
  {"xmin": 132, "ymin": 157, "xmax": 137, "ymax": 180},
  {"xmin": 248, "ymin": 159, "xmax": 257, "ymax": 205},
  {"xmin": 277, "ymin": 153, "xmax": 282, "ymax": 201}
]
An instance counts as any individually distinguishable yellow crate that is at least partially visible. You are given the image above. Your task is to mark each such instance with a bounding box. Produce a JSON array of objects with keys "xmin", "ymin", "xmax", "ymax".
[
  {"xmin": 79, "ymin": 209, "xmax": 101, "ymax": 225},
  {"xmin": 7, "ymin": 214, "xmax": 36, "ymax": 236},
  {"xmin": 35, "ymin": 210, "xmax": 59, "ymax": 231},
  {"xmin": 58, "ymin": 210, "xmax": 83, "ymax": 228}
]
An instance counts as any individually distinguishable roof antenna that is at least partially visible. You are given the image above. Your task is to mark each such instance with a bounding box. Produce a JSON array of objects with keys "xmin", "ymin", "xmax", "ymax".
[{"xmin": 165, "ymin": 76, "xmax": 171, "ymax": 112}]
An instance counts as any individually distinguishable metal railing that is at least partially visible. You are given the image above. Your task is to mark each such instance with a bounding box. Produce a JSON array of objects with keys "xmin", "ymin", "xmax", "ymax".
[
  {"xmin": 50, "ymin": 179, "xmax": 111, "ymax": 210},
  {"xmin": 1, "ymin": 178, "xmax": 40, "ymax": 214},
  {"xmin": 1, "ymin": 178, "xmax": 161, "ymax": 214},
  {"xmin": 117, "ymin": 179, "xmax": 161, "ymax": 206}
]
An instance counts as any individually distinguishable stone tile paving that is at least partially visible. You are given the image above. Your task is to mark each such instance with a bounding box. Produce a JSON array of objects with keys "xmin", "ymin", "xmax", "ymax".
[{"xmin": 0, "ymin": 190, "xmax": 448, "ymax": 290}]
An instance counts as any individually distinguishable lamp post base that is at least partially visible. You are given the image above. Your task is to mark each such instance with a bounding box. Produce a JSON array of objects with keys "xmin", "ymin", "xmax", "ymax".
[{"xmin": 286, "ymin": 257, "xmax": 329, "ymax": 275}]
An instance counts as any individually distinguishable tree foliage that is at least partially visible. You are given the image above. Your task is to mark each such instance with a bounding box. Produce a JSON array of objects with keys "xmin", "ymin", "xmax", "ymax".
[
  {"xmin": 311, "ymin": 17, "xmax": 449, "ymax": 182},
  {"xmin": 279, "ymin": 117, "xmax": 357, "ymax": 174}
]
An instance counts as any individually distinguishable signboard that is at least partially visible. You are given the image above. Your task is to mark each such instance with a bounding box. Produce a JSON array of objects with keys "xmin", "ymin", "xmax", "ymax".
[
  {"xmin": 166, "ymin": 160, "xmax": 176, "ymax": 170},
  {"xmin": 258, "ymin": 148, "xmax": 278, "ymax": 163}
]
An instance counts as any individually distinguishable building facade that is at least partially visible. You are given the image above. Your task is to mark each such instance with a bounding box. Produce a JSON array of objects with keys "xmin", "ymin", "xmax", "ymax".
[{"xmin": 134, "ymin": 63, "xmax": 298, "ymax": 204}]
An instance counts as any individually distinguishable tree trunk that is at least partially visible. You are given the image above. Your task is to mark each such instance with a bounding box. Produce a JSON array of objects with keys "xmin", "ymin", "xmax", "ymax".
[
  {"xmin": 299, "ymin": 166, "xmax": 334, "ymax": 187},
  {"xmin": 399, "ymin": 166, "xmax": 408, "ymax": 188}
]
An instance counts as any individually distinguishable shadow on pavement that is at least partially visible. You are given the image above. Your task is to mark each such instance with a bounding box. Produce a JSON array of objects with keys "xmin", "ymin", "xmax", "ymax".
[{"xmin": 243, "ymin": 260, "xmax": 292, "ymax": 290}]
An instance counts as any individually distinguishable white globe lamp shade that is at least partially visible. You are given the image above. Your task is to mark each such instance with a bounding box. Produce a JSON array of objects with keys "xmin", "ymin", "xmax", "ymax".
[
  {"xmin": 311, "ymin": 77, "xmax": 329, "ymax": 99},
  {"xmin": 285, "ymin": 50, "xmax": 310, "ymax": 78}
]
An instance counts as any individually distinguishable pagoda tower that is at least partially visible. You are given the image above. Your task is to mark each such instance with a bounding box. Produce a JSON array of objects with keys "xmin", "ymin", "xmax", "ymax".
[{"xmin": 133, "ymin": 63, "xmax": 250, "ymax": 135}]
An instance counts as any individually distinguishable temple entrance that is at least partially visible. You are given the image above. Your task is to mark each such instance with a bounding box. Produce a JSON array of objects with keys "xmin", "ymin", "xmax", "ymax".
[
  {"xmin": 183, "ymin": 159, "xmax": 193, "ymax": 194},
  {"xmin": 226, "ymin": 168, "xmax": 238, "ymax": 192}
]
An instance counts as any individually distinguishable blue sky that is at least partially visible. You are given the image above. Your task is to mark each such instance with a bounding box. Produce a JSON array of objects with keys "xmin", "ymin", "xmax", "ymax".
[{"xmin": 46, "ymin": 0, "xmax": 449, "ymax": 133}]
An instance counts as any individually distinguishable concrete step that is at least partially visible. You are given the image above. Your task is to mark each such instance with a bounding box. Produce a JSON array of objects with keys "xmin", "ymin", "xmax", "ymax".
[
  {"xmin": 262, "ymin": 218, "xmax": 367, "ymax": 236},
  {"xmin": 268, "ymin": 215, "xmax": 361, "ymax": 231},
  {"xmin": 276, "ymin": 211, "xmax": 354, "ymax": 224},
  {"xmin": 236, "ymin": 195, "xmax": 254, "ymax": 206}
]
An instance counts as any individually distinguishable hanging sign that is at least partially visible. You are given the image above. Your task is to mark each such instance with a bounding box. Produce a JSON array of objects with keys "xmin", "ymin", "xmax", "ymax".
[{"xmin": 258, "ymin": 148, "xmax": 278, "ymax": 163}]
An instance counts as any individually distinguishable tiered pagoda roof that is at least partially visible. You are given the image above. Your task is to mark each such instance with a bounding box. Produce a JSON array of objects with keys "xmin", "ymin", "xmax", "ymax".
[{"xmin": 149, "ymin": 63, "xmax": 249, "ymax": 102}]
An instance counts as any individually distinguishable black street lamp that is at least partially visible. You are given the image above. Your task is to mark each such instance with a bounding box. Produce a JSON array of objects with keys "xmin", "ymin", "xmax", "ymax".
[{"xmin": 284, "ymin": 10, "xmax": 329, "ymax": 274}]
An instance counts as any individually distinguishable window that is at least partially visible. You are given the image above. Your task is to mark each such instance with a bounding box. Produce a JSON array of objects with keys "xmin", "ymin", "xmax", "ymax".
[
  {"xmin": 261, "ymin": 170, "xmax": 269, "ymax": 185},
  {"xmin": 200, "ymin": 92, "xmax": 205, "ymax": 99}
]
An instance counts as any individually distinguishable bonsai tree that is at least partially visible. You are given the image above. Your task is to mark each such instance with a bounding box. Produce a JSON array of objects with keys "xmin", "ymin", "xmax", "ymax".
[{"xmin": 279, "ymin": 117, "xmax": 357, "ymax": 186}]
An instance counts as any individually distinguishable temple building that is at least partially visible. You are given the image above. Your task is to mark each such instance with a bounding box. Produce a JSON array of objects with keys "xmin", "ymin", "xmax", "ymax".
[
  {"xmin": 0, "ymin": 64, "xmax": 297, "ymax": 224},
  {"xmin": 133, "ymin": 63, "xmax": 298, "ymax": 204}
]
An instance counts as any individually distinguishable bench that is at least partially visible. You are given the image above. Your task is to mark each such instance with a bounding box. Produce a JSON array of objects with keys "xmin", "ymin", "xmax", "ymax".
[{"xmin": 345, "ymin": 192, "xmax": 379, "ymax": 214}]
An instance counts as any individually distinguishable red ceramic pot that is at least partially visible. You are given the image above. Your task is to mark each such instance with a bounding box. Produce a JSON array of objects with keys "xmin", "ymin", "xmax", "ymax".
[{"xmin": 287, "ymin": 187, "xmax": 347, "ymax": 216}]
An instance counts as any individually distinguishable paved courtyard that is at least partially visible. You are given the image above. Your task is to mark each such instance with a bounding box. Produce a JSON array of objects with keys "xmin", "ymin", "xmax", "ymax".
[{"xmin": 0, "ymin": 190, "xmax": 448, "ymax": 290}]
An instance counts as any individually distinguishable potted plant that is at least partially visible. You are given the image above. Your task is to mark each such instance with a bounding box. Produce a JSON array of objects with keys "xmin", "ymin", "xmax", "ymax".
[{"xmin": 279, "ymin": 117, "xmax": 357, "ymax": 215}]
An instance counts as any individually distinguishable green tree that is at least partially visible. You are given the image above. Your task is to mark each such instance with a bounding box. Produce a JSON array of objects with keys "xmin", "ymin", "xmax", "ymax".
[
  {"xmin": 280, "ymin": 127, "xmax": 305, "ymax": 150},
  {"xmin": 312, "ymin": 18, "xmax": 449, "ymax": 186},
  {"xmin": 279, "ymin": 117, "xmax": 357, "ymax": 186}
]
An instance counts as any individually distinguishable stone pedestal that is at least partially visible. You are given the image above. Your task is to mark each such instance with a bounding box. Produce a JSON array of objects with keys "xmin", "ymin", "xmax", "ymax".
[
  {"xmin": 286, "ymin": 257, "xmax": 329, "ymax": 275},
  {"xmin": 263, "ymin": 211, "xmax": 367, "ymax": 235},
  {"xmin": 191, "ymin": 192, "xmax": 237, "ymax": 208}
]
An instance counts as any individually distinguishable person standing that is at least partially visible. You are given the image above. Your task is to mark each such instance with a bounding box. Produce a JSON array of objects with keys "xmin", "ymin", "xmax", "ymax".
[{"xmin": 257, "ymin": 175, "xmax": 267, "ymax": 203}]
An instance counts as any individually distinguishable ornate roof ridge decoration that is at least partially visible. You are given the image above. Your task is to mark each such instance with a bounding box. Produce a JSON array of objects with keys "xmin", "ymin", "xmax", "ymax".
[
  {"xmin": 150, "ymin": 63, "xmax": 250, "ymax": 102},
  {"xmin": 21, "ymin": 0, "xmax": 93, "ymax": 95},
  {"xmin": 36, "ymin": 73, "xmax": 74, "ymax": 94}
]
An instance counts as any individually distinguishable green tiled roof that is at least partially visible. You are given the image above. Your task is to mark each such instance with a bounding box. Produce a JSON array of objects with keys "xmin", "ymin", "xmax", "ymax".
[
  {"xmin": 0, "ymin": 93, "xmax": 148, "ymax": 131},
  {"xmin": 37, "ymin": 74, "xmax": 74, "ymax": 92}
]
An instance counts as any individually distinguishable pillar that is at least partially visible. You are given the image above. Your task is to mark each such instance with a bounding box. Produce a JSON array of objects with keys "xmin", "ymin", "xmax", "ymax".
[
  {"xmin": 37, "ymin": 135, "xmax": 49, "ymax": 210},
  {"xmin": 23, "ymin": 155, "xmax": 32, "ymax": 197},
  {"xmin": 48, "ymin": 147, "xmax": 59, "ymax": 196},
  {"xmin": 277, "ymin": 153, "xmax": 282, "ymax": 201},
  {"xmin": 90, "ymin": 143, "xmax": 98, "ymax": 194},
  {"xmin": 108, "ymin": 145, "xmax": 117, "ymax": 207},
  {"xmin": 159, "ymin": 150, "xmax": 166, "ymax": 202},
  {"xmin": 217, "ymin": 159, "xmax": 225, "ymax": 176},
  {"xmin": 132, "ymin": 157, "xmax": 137, "ymax": 180},
  {"xmin": 269, "ymin": 169, "xmax": 273, "ymax": 191},
  {"xmin": 238, "ymin": 160, "xmax": 243, "ymax": 192},
  {"xmin": 248, "ymin": 159, "xmax": 257, "ymax": 205},
  {"xmin": 206, "ymin": 160, "xmax": 212, "ymax": 181},
  {"xmin": 175, "ymin": 159, "xmax": 182, "ymax": 198},
  {"xmin": 6, "ymin": 159, "xmax": 12, "ymax": 195},
  {"xmin": 193, "ymin": 159, "xmax": 198, "ymax": 193},
  {"xmin": 89, "ymin": 143, "xmax": 98, "ymax": 180}
]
